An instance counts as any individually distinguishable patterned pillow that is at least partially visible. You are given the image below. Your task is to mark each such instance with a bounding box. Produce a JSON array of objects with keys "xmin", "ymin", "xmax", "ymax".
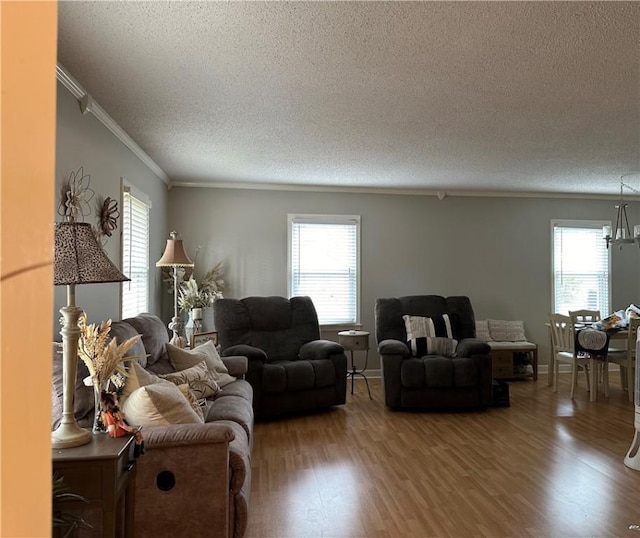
[
  {"xmin": 488, "ymin": 319, "xmax": 527, "ymax": 342},
  {"xmin": 159, "ymin": 360, "xmax": 220, "ymax": 399},
  {"xmin": 403, "ymin": 314, "xmax": 458, "ymax": 357},
  {"xmin": 167, "ymin": 341, "xmax": 236, "ymax": 387},
  {"xmin": 475, "ymin": 320, "xmax": 491, "ymax": 342}
]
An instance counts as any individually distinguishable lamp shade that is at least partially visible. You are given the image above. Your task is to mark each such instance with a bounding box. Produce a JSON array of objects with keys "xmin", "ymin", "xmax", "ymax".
[
  {"xmin": 156, "ymin": 231, "xmax": 194, "ymax": 267},
  {"xmin": 54, "ymin": 222, "xmax": 129, "ymax": 285}
]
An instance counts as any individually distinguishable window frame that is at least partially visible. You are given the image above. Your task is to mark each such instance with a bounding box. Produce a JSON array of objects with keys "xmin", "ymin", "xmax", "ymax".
[
  {"xmin": 120, "ymin": 180, "xmax": 151, "ymax": 319},
  {"xmin": 287, "ymin": 213, "xmax": 361, "ymax": 328},
  {"xmin": 550, "ymin": 219, "xmax": 611, "ymax": 316}
]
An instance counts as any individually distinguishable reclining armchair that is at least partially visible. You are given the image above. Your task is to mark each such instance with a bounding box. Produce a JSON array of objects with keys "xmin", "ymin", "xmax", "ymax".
[
  {"xmin": 375, "ymin": 295, "xmax": 492, "ymax": 410},
  {"xmin": 215, "ymin": 296, "xmax": 348, "ymax": 419}
]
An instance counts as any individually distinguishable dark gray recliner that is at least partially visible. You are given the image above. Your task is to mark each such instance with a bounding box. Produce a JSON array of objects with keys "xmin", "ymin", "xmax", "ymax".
[
  {"xmin": 375, "ymin": 295, "xmax": 492, "ymax": 410},
  {"xmin": 215, "ymin": 296, "xmax": 348, "ymax": 419}
]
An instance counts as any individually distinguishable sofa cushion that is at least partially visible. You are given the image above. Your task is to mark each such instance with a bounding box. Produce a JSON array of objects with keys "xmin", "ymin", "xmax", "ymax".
[
  {"xmin": 400, "ymin": 356, "xmax": 478, "ymax": 388},
  {"xmin": 159, "ymin": 360, "xmax": 220, "ymax": 399},
  {"xmin": 122, "ymin": 383, "xmax": 204, "ymax": 426},
  {"xmin": 488, "ymin": 319, "xmax": 526, "ymax": 342},
  {"xmin": 167, "ymin": 341, "xmax": 236, "ymax": 387},
  {"xmin": 123, "ymin": 314, "xmax": 170, "ymax": 369},
  {"xmin": 205, "ymin": 395, "xmax": 253, "ymax": 442},
  {"xmin": 109, "ymin": 320, "xmax": 148, "ymax": 368}
]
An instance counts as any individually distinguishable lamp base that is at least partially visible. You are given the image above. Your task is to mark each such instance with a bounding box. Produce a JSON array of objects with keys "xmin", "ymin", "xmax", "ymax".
[{"xmin": 52, "ymin": 421, "xmax": 92, "ymax": 449}]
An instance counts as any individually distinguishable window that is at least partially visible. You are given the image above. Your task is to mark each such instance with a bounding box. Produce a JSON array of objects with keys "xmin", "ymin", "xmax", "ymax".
[
  {"xmin": 288, "ymin": 214, "xmax": 360, "ymax": 325},
  {"xmin": 551, "ymin": 220, "xmax": 610, "ymax": 315},
  {"xmin": 121, "ymin": 184, "xmax": 150, "ymax": 318}
]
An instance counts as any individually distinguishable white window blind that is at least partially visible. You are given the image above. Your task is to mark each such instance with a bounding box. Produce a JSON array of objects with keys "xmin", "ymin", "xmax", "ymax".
[
  {"xmin": 552, "ymin": 220, "xmax": 610, "ymax": 316},
  {"xmin": 122, "ymin": 188, "xmax": 150, "ymax": 318},
  {"xmin": 289, "ymin": 215, "xmax": 360, "ymax": 325}
]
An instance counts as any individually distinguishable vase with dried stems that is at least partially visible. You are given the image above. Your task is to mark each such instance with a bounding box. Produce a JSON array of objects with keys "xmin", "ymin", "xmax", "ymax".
[{"xmin": 75, "ymin": 314, "xmax": 143, "ymax": 434}]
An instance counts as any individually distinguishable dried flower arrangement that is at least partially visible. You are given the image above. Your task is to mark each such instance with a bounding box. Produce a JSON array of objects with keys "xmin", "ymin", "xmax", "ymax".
[
  {"xmin": 75, "ymin": 313, "xmax": 144, "ymax": 390},
  {"xmin": 177, "ymin": 262, "xmax": 225, "ymax": 311}
]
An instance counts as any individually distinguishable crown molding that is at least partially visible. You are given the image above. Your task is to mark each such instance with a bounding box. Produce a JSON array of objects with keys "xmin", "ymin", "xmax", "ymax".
[
  {"xmin": 168, "ymin": 179, "xmax": 637, "ymax": 201},
  {"xmin": 56, "ymin": 64, "xmax": 170, "ymax": 185}
]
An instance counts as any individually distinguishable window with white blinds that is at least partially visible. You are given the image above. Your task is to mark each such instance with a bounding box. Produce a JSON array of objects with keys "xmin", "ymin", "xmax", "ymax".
[
  {"xmin": 121, "ymin": 187, "xmax": 150, "ymax": 319},
  {"xmin": 552, "ymin": 220, "xmax": 610, "ymax": 316},
  {"xmin": 288, "ymin": 215, "xmax": 360, "ymax": 325}
]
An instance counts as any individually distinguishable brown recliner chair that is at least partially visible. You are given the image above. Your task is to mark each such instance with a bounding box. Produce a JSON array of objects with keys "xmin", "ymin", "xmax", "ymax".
[
  {"xmin": 375, "ymin": 295, "xmax": 493, "ymax": 410},
  {"xmin": 215, "ymin": 296, "xmax": 348, "ymax": 419}
]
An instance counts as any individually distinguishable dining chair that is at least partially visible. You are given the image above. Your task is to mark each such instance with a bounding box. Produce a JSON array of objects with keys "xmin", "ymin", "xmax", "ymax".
[
  {"xmin": 568, "ymin": 309, "xmax": 601, "ymax": 325},
  {"xmin": 605, "ymin": 317, "xmax": 640, "ymax": 402},
  {"xmin": 549, "ymin": 313, "xmax": 593, "ymax": 399}
]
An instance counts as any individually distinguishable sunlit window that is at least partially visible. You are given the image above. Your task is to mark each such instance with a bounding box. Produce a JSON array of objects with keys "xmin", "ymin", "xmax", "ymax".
[
  {"xmin": 288, "ymin": 214, "xmax": 360, "ymax": 325},
  {"xmin": 552, "ymin": 220, "xmax": 610, "ymax": 315},
  {"xmin": 122, "ymin": 185, "xmax": 150, "ymax": 318}
]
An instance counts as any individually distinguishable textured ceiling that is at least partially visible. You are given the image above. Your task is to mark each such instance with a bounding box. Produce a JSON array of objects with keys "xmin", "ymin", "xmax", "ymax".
[{"xmin": 57, "ymin": 1, "xmax": 640, "ymax": 196}]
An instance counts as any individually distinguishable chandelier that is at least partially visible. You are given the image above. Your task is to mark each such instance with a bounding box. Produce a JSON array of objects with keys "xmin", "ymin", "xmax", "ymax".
[{"xmin": 603, "ymin": 173, "xmax": 640, "ymax": 249}]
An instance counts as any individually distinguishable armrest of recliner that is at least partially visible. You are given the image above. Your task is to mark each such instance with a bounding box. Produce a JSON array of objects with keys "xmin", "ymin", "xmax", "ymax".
[
  {"xmin": 378, "ymin": 339, "xmax": 411, "ymax": 357},
  {"xmin": 299, "ymin": 339, "xmax": 344, "ymax": 361},
  {"xmin": 455, "ymin": 338, "xmax": 491, "ymax": 358},
  {"xmin": 222, "ymin": 344, "xmax": 267, "ymax": 363}
]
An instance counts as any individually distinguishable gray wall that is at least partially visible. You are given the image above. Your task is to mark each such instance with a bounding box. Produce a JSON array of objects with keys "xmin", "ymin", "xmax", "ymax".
[
  {"xmin": 54, "ymin": 83, "xmax": 169, "ymax": 337},
  {"xmin": 168, "ymin": 186, "xmax": 640, "ymax": 370}
]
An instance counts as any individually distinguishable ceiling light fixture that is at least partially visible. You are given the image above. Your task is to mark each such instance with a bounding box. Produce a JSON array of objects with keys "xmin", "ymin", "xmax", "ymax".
[{"xmin": 603, "ymin": 173, "xmax": 640, "ymax": 249}]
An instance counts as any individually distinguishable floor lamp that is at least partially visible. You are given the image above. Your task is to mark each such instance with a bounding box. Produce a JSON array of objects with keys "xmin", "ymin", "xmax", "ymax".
[
  {"xmin": 156, "ymin": 231, "xmax": 194, "ymax": 347},
  {"xmin": 52, "ymin": 221, "xmax": 130, "ymax": 449}
]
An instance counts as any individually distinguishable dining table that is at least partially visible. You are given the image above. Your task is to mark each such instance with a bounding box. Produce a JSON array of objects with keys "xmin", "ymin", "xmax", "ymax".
[{"xmin": 546, "ymin": 323, "xmax": 628, "ymax": 402}]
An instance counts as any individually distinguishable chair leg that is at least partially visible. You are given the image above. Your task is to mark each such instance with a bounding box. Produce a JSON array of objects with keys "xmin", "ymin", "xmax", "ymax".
[
  {"xmin": 629, "ymin": 365, "xmax": 635, "ymax": 403},
  {"xmin": 570, "ymin": 364, "xmax": 577, "ymax": 399},
  {"xmin": 603, "ymin": 361, "xmax": 609, "ymax": 398},
  {"xmin": 620, "ymin": 365, "xmax": 627, "ymax": 391},
  {"xmin": 584, "ymin": 364, "xmax": 591, "ymax": 393},
  {"xmin": 553, "ymin": 359, "xmax": 559, "ymax": 393}
]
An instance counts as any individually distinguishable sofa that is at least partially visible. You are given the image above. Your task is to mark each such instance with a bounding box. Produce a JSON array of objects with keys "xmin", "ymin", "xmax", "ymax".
[
  {"xmin": 51, "ymin": 313, "xmax": 253, "ymax": 538},
  {"xmin": 214, "ymin": 296, "xmax": 348, "ymax": 420},
  {"xmin": 375, "ymin": 295, "xmax": 493, "ymax": 410}
]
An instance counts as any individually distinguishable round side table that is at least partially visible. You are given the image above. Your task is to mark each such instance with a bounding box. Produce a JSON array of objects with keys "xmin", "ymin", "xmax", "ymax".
[{"xmin": 338, "ymin": 330, "xmax": 372, "ymax": 399}]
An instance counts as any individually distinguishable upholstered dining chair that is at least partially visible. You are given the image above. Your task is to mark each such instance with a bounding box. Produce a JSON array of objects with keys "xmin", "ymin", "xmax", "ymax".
[{"xmin": 549, "ymin": 314, "xmax": 593, "ymax": 399}]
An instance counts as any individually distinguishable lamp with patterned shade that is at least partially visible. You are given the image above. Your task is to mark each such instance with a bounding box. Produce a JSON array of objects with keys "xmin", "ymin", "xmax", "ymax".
[
  {"xmin": 156, "ymin": 231, "xmax": 194, "ymax": 348},
  {"xmin": 52, "ymin": 221, "xmax": 130, "ymax": 449}
]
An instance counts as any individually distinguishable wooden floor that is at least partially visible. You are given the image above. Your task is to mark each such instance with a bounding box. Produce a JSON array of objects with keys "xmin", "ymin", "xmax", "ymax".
[{"xmin": 246, "ymin": 374, "xmax": 640, "ymax": 538}]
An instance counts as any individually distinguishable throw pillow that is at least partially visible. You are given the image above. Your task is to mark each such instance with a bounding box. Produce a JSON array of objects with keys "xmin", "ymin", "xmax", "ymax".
[
  {"xmin": 403, "ymin": 314, "xmax": 458, "ymax": 357},
  {"xmin": 166, "ymin": 340, "xmax": 236, "ymax": 387},
  {"xmin": 121, "ymin": 383, "xmax": 204, "ymax": 426},
  {"xmin": 475, "ymin": 320, "xmax": 491, "ymax": 342},
  {"xmin": 177, "ymin": 383, "xmax": 205, "ymax": 421},
  {"xmin": 120, "ymin": 361, "xmax": 171, "ymax": 403},
  {"xmin": 488, "ymin": 319, "xmax": 527, "ymax": 342},
  {"xmin": 159, "ymin": 360, "xmax": 220, "ymax": 399}
]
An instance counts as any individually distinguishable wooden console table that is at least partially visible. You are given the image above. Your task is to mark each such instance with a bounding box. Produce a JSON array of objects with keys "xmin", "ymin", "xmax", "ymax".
[{"xmin": 52, "ymin": 433, "xmax": 137, "ymax": 537}]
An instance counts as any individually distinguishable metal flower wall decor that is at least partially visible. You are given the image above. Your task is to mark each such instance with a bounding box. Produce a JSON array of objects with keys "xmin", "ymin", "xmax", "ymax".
[
  {"xmin": 57, "ymin": 166, "xmax": 121, "ymax": 245},
  {"xmin": 58, "ymin": 166, "xmax": 95, "ymax": 222}
]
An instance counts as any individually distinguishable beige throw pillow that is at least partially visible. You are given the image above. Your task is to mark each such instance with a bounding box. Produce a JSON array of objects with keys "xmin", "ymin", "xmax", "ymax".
[
  {"xmin": 122, "ymin": 383, "xmax": 204, "ymax": 426},
  {"xmin": 120, "ymin": 361, "xmax": 171, "ymax": 403},
  {"xmin": 159, "ymin": 360, "xmax": 220, "ymax": 399},
  {"xmin": 167, "ymin": 340, "xmax": 236, "ymax": 387},
  {"xmin": 177, "ymin": 383, "xmax": 205, "ymax": 421}
]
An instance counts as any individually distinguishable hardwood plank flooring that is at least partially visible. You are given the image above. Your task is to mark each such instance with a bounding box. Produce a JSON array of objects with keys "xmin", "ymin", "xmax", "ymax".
[{"xmin": 246, "ymin": 375, "xmax": 640, "ymax": 538}]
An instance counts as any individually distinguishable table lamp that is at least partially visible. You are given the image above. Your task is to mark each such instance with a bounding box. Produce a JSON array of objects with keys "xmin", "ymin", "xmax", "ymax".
[
  {"xmin": 52, "ymin": 221, "xmax": 130, "ymax": 449},
  {"xmin": 156, "ymin": 231, "xmax": 194, "ymax": 347}
]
